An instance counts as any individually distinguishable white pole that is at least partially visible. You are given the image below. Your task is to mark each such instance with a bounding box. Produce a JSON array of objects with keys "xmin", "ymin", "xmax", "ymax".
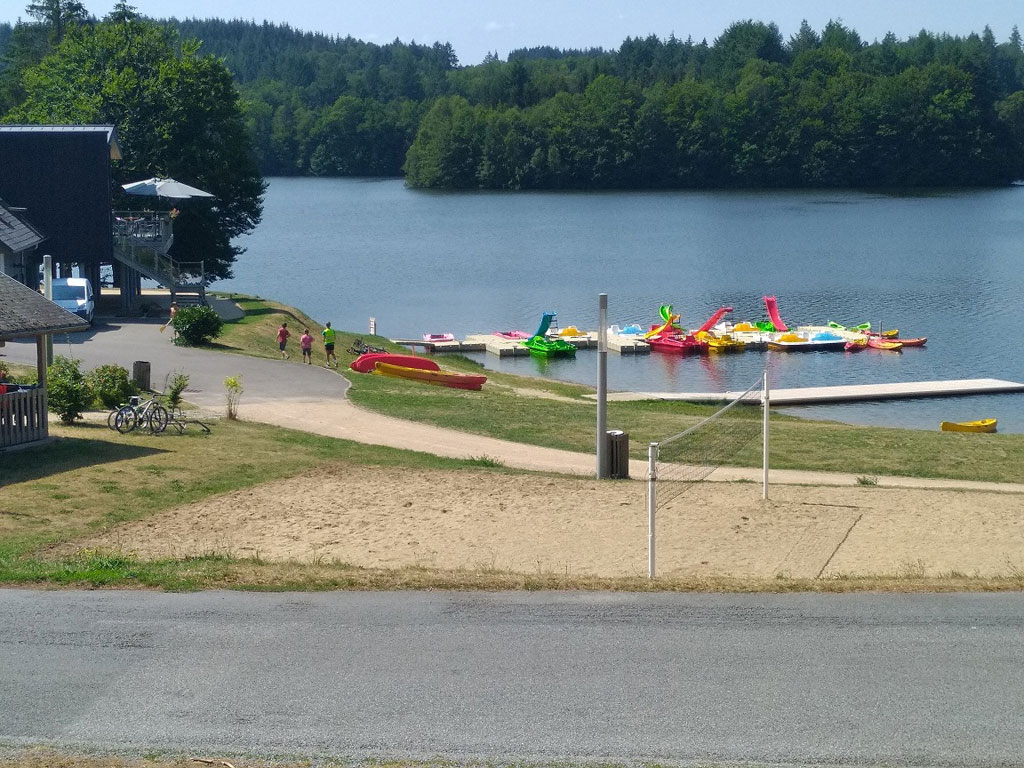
[
  {"xmin": 762, "ymin": 368, "xmax": 770, "ymax": 500},
  {"xmin": 596, "ymin": 293, "xmax": 608, "ymax": 478},
  {"xmin": 43, "ymin": 255, "xmax": 53, "ymax": 366},
  {"xmin": 647, "ymin": 442, "xmax": 658, "ymax": 578}
]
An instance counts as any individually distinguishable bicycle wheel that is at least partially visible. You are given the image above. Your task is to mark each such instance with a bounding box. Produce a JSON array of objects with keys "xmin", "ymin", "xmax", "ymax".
[
  {"xmin": 114, "ymin": 407, "xmax": 138, "ymax": 433},
  {"xmin": 146, "ymin": 405, "xmax": 170, "ymax": 433},
  {"xmin": 107, "ymin": 409, "xmax": 122, "ymax": 430}
]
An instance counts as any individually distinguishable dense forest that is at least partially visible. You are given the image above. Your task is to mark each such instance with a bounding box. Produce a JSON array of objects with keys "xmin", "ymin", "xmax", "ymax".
[{"xmin": 3, "ymin": 13, "xmax": 1024, "ymax": 188}]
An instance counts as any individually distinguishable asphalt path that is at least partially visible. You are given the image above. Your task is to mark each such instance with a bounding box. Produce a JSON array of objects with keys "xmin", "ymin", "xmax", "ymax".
[
  {"xmin": 2, "ymin": 314, "xmax": 347, "ymax": 407},
  {"xmin": 2, "ymin": 589, "xmax": 1024, "ymax": 765}
]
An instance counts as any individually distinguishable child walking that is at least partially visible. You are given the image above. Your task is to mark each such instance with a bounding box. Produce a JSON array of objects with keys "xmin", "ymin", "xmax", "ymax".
[{"xmin": 300, "ymin": 328, "xmax": 313, "ymax": 364}]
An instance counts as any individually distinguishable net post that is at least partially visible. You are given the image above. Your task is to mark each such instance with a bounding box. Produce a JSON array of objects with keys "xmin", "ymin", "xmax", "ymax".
[
  {"xmin": 647, "ymin": 441, "xmax": 658, "ymax": 579},
  {"xmin": 596, "ymin": 293, "xmax": 608, "ymax": 478},
  {"xmin": 762, "ymin": 368, "xmax": 770, "ymax": 500}
]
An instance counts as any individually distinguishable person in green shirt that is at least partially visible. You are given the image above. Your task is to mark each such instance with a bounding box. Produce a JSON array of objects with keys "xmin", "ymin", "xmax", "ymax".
[{"xmin": 322, "ymin": 322, "xmax": 337, "ymax": 368}]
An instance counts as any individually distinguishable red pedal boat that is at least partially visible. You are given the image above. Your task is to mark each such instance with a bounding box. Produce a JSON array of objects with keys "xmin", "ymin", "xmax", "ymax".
[{"xmin": 647, "ymin": 333, "xmax": 709, "ymax": 354}]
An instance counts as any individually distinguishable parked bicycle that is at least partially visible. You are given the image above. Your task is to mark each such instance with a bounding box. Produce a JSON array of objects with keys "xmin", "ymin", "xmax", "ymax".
[
  {"xmin": 109, "ymin": 394, "xmax": 170, "ymax": 434},
  {"xmin": 347, "ymin": 337, "xmax": 386, "ymax": 355}
]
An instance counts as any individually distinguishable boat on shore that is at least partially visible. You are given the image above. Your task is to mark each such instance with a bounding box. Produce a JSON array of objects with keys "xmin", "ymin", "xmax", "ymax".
[
  {"xmin": 422, "ymin": 332, "xmax": 455, "ymax": 342},
  {"xmin": 350, "ymin": 353, "xmax": 440, "ymax": 373},
  {"xmin": 372, "ymin": 362, "xmax": 487, "ymax": 390},
  {"xmin": 940, "ymin": 419, "xmax": 997, "ymax": 433}
]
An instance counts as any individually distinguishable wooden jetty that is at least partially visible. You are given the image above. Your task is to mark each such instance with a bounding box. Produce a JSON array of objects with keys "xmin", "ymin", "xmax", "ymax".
[{"xmin": 601, "ymin": 378, "xmax": 1024, "ymax": 405}]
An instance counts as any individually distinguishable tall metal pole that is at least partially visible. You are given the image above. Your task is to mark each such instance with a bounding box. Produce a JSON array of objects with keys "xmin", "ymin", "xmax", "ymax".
[
  {"xmin": 42, "ymin": 254, "xmax": 53, "ymax": 366},
  {"xmin": 596, "ymin": 293, "xmax": 608, "ymax": 478},
  {"xmin": 762, "ymin": 368, "xmax": 770, "ymax": 500},
  {"xmin": 648, "ymin": 442, "xmax": 658, "ymax": 578}
]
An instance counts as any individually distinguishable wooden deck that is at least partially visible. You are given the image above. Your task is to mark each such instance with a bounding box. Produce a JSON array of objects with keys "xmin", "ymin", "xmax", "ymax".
[{"xmin": 602, "ymin": 378, "xmax": 1024, "ymax": 405}]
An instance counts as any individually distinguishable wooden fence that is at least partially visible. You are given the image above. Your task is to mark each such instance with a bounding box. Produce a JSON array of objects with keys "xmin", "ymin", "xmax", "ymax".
[{"xmin": 0, "ymin": 387, "xmax": 48, "ymax": 448}]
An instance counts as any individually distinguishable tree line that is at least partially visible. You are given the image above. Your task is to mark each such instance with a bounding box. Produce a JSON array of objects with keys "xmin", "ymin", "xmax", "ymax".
[{"xmin": 3, "ymin": 13, "xmax": 1024, "ymax": 188}]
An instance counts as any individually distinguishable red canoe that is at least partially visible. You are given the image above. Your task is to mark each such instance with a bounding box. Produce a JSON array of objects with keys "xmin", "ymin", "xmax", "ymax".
[{"xmin": 350, "ymin": 353, "xmax": 441, "ymax": 373}]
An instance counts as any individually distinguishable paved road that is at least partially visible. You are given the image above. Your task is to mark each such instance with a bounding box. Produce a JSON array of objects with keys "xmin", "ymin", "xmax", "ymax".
[{"xmin": 2, "ymin": 589, "xmax": 1024, "ymax": 765}]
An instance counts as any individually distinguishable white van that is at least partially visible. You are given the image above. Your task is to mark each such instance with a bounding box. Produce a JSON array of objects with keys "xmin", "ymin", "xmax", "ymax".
[{"xmin": 50, "ymin": 277, "xmax": 95, "ymax": 324}]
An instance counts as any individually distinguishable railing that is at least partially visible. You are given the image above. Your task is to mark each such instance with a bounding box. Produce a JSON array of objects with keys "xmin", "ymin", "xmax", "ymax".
[
  {"xmin": 113, "ymin": 211, "xmax": 173, "ymax": 251},
  {"xmin": 0, "ymin": 386, "xmax": 47, "ymax": 448}
]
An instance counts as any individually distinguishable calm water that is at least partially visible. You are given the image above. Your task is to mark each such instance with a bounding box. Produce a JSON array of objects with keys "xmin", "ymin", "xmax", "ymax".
[{"xmin": 222, "ymin": 178, "xmax": 1024, "ymax": 433}]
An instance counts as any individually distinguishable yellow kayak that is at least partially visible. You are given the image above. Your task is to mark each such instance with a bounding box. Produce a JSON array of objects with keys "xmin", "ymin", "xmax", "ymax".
[{"xmin": 940, "ymin": 419, "xmax": 997, "ymax": 433}]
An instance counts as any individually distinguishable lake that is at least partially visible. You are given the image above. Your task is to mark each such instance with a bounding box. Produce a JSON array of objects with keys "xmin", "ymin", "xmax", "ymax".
[{"xmin": 222, "ymin": 177, "xmax": 1024, "ymax": 433}]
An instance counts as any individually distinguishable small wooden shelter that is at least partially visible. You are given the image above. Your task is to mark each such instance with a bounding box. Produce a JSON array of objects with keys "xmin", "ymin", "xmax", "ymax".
[{"xmin": 0, "ymin": 271, "xmax": 89, "ymax": 449}]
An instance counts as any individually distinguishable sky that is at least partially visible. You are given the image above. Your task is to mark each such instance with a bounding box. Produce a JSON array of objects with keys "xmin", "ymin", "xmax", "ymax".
[{"xmin": 1, "ymin": 0, "xmax": 1021, "ymax": 65}]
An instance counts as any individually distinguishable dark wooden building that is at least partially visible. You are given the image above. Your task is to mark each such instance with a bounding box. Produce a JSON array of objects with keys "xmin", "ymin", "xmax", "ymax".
[{"xmin": 0, "ymin": 125, "xmax": 121, "ymax": 289}]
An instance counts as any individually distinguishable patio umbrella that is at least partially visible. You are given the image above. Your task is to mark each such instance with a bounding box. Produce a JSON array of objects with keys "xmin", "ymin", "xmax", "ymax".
[{"xmin": 121, "ymin": 177, "xmax": 215, "ymax": 199}]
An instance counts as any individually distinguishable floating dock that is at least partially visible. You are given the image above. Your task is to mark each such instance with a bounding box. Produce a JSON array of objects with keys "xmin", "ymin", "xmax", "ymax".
[
  {"xmin": 393, "ymin": 332, "xmax": 650, "ymax": 355},
  {"xmin": 600, "ymin": 378, "xmax": 1024, "ymax": 405}
]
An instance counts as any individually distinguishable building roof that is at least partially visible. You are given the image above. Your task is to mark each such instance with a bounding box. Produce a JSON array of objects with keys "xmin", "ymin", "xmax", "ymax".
[
  {"xmin": 0, "ymin": 199, "xmax": 45, "ymax": 254},
  {"xmin": 0, "ymin": 124, "xmax": 122, "ymax": 160},
  {"xmin": 0, "ymin": 271, "xmax": 89, "ymax": 340}
]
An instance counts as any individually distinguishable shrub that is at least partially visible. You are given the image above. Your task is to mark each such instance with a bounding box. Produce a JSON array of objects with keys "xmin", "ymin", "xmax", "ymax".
[
  {"xmin": 164, "ymin": 371, "xmax": 190, "ymax": 408},
  {"xmin": 86, "ymin": 364, "xmax": 137, "ymax": 409},
  {"xmin": 47, "ymin": 356, "xmax": 93, "ymax": 423},
  {"xmin": 172, "ymin": 305, "xmax": 223, "ymax": 346},
  {"xmin": 224, "ymin": 374, "xmax": 243, "ymax": 420},
  {"xmin": 0, "ymin": 361, "xmax": 9, "ymax": 381}
]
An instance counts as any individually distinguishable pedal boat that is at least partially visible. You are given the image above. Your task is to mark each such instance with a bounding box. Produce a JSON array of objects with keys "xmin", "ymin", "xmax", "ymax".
[{"xmin": 522, "ymin": 334, "xmax": 577, "ymax": 356}]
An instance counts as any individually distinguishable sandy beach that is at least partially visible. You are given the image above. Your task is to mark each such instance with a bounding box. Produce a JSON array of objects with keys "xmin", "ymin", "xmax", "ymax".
[{"xmin": 77, "ymin": 462, "xmax": 1024, "ymax": 579}]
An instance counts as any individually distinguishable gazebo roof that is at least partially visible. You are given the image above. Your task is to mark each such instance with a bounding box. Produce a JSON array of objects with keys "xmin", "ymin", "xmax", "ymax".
[{"xmin": 0, "ymin": 271, "xmax": 89, "ymax": 340}]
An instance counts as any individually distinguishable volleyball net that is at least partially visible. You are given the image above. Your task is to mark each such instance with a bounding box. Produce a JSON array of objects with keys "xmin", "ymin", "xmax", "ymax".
[{"xmin": 645, "ymin": 374, "xmax": 769, "ymax": 578}]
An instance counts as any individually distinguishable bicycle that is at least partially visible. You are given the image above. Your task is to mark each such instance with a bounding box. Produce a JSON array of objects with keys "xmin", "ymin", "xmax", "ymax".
[
  {"xmin": 110, "ymin": 394, "xmax": 170, "ymax": 434},
  {"xmin": 347, "ymin": 337, "xmax": 387, "ymax": 355}
]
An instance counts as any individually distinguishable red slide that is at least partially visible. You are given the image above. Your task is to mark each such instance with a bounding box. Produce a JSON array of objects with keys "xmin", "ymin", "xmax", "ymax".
[
  {"xmin": 697, "ymin": 306, "xmax": 733, "ymax": 334},
  {"xmin": 762, "ymin": 295, "xmax": 789, "ymax": 331}
]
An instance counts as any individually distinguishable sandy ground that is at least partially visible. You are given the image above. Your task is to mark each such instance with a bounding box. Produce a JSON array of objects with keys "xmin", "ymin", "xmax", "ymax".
[{"xmin": 79, "ymin": 462, "xmax": 1024, "ymax": 579}]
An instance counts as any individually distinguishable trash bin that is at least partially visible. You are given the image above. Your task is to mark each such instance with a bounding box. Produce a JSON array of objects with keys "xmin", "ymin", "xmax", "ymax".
[
  {"xmin": 606, "ymin": 429, "xmax": 629, "ymax": 479},
  {"xmin": 132, "ymin": 360, "xmax": 151, "ymax": 391}
]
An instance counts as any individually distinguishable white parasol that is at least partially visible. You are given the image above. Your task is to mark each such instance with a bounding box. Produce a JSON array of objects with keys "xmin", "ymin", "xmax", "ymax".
[{"xmin": 121, "ymin": 177, "xmax": 214, "ymax": 199}]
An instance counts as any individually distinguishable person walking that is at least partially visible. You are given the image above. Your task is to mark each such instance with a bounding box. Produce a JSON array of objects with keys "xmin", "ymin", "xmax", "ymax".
[
  {"xmin": 322, "ymin": 322, "xmax": 337, "ymax": 368},
  {"xmin": 277, "ymin": 322, "xmax": 291, "ymax": 359},
  {"xmin": 300, "ymin": 328, "xmax": 314, "ymax": 365},
  {"xmin": 161, "ymin": 301, "xmax": 179, "ymax": 337}
]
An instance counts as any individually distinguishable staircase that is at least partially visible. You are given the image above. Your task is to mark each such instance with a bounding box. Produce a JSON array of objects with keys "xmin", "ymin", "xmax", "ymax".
[{"xmin": 111, "ymin": 212, "xmax": 206, "ymax": 306}]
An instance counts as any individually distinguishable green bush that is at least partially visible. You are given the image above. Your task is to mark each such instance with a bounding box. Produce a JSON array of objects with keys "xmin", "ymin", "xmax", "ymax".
[
  {"xmin": 164, "ymin": 371, "xmax": 190, "ymax": 408},
  {"xmin": 47, "ymin": 356, "xmax": 93, "ymax": 423},
  {"xmin": 0, "ymin": 361, "xmax": 9, "ymax": 381},
  {"xmin": 172, "ymin": 305, "xmax": 223, "ymax": 346},
  {"xmin": 86, "ymin": 363, "xmax": 137, "ymax": 409}
]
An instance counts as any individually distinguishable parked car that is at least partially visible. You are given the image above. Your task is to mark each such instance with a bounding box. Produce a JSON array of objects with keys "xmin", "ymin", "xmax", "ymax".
[{"xmin": 50, "ymin": 277, "xmax": 95, "ymax": 324}]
